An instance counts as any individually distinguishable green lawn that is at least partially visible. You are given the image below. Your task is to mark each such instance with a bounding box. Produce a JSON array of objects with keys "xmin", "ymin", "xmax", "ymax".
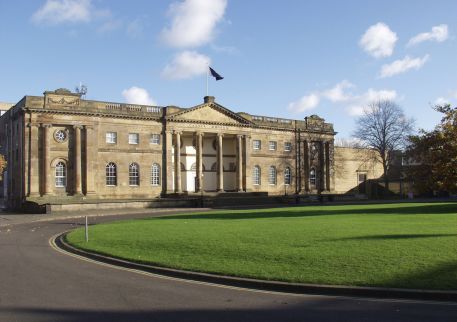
[{"xmin": 66, "ymin": 202, "xmax": 457, "ymax": 290}]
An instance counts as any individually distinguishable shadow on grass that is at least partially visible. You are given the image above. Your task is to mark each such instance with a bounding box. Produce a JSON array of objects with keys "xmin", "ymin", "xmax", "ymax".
[
  {"xmin": 154, "ymin": 203, "xmax": 457, "ymax": 221},
  {"xmin": 331, "ymin": 233, "xmax": 457, "ymax": 241},
  {"xmin": 386, "ymin": 261, "xmax": 457, "ymax": 290}
]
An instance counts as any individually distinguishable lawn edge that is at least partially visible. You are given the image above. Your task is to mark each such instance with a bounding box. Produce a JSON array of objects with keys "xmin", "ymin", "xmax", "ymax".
[{"xmin": 56, "ymin": 232, "xmax": 457, "ymax": 302}]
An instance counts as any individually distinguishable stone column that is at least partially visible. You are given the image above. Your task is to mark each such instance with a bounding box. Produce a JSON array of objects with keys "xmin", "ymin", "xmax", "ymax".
[
  {"xmin": 73, "ymin": 125, "xmax": 83, "ymax": 195},
  {"xmin": 42, "ymin": 124, "xmax": 52, "ymax": 195},
  {"xmin": 164, "ymin": 130, "xmax": 174, "ymax": 194},
  {"xmin": 303, "ymin": 140, "xmax": 310, "ymax": 192},
  {"xmin": 325, "ymin": 141, "xmax": 331, "ymax": 191},
  {"xmin": 27, "ymin": 123, "xmax": 40, "ymax": 196},
  {"xmin": 243, "ymin": 135, "xmax": 251, "ymax": 192},
  {"xmin": 174, "ymin": 131, "xmax": 182, "ymax": 193},
  {"xmin": 216, "ymin": 133, "xmax": 224, "ymax": 191},
  {"xmin": 195, "ymin": 132, "xmax": 204, "ymax": 192},
  {"xmin": 84, "ymin": 126, "xmax": 96, "ymax": 195},
  {"xmin": 320, "ymin": 141, "xmax": 327, "ymax": 191},
  {"xmin": 236, "ymin": 134, "xmax": 243, "ymax": 192}
]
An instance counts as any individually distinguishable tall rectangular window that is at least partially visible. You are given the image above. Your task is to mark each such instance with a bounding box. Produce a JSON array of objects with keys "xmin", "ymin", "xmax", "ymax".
[
  {"xmin": 284, "ymin": 142, "xmax": 292, "ymax": 152},
  {"xmin": 269, "ymin": 141, "xmax": 277, "ymax": 151},
  {"xmin": 150, "ymin": 134, "xmax": 160, "ymax": 145},
  {"xmin": 253, "ymin": 140, "xmax": 261, "ymax": 150},
  {"xmin": 129, "ymin": 133, "xmax": 139, "ymax": 145},
  {"xmin": 106, "ymin": 132, "xmax": 117, "ymax": 144}
]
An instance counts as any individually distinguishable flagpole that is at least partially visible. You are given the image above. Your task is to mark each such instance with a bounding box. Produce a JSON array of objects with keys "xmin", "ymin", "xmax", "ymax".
[{"xmin": 206, "ymin": 65, "xmax": 209, "ymax": 96}]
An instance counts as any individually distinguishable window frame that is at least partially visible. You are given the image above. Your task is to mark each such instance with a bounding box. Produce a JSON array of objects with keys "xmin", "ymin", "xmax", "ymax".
[
  {"xmin": 106, "ymin": 132, "xmax": 117, "ymax": 144},
  {"xmin": 128, "ymin": 133, "xmax": 139, "ymax": 145},
  {"xmin": 309, "ymin": 167, "xmax": 316, "ymax": 186},
  {"xmin": 55, "ymin": 161, "xmax": 66, "ymax": 187},
  {"xmin": 284, "ymin": 142, "xmax": 292, "ymax": 152},
  {"xmin": 268, "ymin": 166, "xmax": 277, "ymax": 185},
  {"xmin": 284, "ymin": 167, "xmax": 291, "ymax": 185},
  {"xmin": 150, "ymin": 134, "xmax": 160, "ymax": 145},
  {"xmin": 253, "ymin": 140, "xmax": 261, "ymax": 151},
  {"xmin": 151, "ymin": 163, "xmax": 160, "ymax": 186},
  {"xmin": 105, "ymin": 162, "xmax": 117, "ymax": 186},
  {"xmin": 129, "ymin": 163, "xmax": 140, "ymax": 186},
  {"xmin": 269, "ymin": 141, "xmax": 277, "ymax": 151},
  {"xmin": 253, "ymin": 165, "xmax": 261, "ymax": 185}
]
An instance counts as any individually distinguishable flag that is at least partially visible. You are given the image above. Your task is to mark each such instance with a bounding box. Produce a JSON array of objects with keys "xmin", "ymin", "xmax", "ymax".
[{"xmin": 209, "ymin": 67, "xmax": 223, "ymax": 81}]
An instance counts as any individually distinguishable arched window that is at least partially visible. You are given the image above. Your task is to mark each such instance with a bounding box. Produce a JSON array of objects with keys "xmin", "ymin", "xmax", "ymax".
[
  {"xmin": 180, "ymin": 162, "xmax": 186, "ymax": 171},
  {"xmin": 253, "ymin": 166, "xmax": 261, "ymax": 185},
  {"xmin": 268, "ymin": 166, "xmax": 277, "ymax": 185},
  {"xmin": 284, "ymin": 167, "xmax": 291, "ymax": 185},
  {"xmin": 190, "ymin": 163, "xmax": 197, "ymax": 171},
  {"xmin": 211, "ymin": 162, "xmax": 217, "ymax": 172},
  {"xmin": 106, "ymin": 162, "xmax": 117, "ymax": 186},
  {"xmin": 151, "ymin": 163, "xmax": 160, "ymax": 186},
  {"xmin": 310, "ymin": 168, "xmax": 316, "ymax": 186},
  {"xmin": 55, "ymin": 162, "xmax": 66, "ymax": 187},
  {"xmin": 129, "ymin": 163, "xmax": 140, "ymax": 186}
]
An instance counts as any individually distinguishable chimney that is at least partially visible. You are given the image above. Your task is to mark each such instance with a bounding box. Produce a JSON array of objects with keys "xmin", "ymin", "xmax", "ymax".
[{"xmin": 204, "ymin": 96, "xmax": 215, "ymax": 104}]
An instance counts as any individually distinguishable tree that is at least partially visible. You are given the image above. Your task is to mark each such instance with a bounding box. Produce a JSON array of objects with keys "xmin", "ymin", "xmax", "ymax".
[
  {"xmin": 353, "ymin": 100, "xmax": 414, "ymax": 194},
  {"xmin": 406, "ymin": 104, "xmax": 457, "ymax": 194}
]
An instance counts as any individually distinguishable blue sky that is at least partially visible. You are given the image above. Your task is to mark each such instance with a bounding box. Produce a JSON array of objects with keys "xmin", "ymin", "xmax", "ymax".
[{"xmin": 1, "ymin": 0, "xmax": 456, "ymax": 139}]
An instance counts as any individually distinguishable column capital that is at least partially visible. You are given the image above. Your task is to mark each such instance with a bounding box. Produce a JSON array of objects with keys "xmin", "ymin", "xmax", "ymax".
[
  {"xmin": 41, "ymin": 123, "xmax": 52, "ymax": 128},
  {"xmin": 173, "ymin": 130, "xmax": 183, "ymax": 135},
  {"xmin": 217, "ymin": 133, "xmax": 224, "ymax": 138},
  {"xmin": 236, "ymin": 134, "xmax": 244, "ymax": 139},
  {"xmin": 195, "ymin": 131, "xmax": 204, "ymax": 137},
  {"xmin": 73, "ymin": 124, "xmax": 84, "ymax": 130},
  {"xmin": 26, "ymin": 123, "xmax": 40, "ymax": 128}
]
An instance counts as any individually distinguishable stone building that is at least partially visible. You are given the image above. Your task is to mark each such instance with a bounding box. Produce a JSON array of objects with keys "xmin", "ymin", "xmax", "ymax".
[{"xmin": 0, "ymin": 88, "xmax": 382, "ymax": 210}]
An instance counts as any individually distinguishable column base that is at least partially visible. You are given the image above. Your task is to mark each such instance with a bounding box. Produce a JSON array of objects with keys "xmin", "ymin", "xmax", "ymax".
[{"xmin": 216, "ymin": 189, "xmax": 224, "ymax": 192}]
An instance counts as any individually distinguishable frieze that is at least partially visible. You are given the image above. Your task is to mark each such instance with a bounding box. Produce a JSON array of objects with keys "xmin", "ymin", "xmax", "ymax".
[{"xmin": 48, "ymin": 97, "xmax": 80, "ymax": 106}]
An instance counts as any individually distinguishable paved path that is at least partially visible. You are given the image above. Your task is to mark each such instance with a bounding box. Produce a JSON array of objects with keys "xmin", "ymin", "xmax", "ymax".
[{"xmin": 1, "ymin": 210, "xmax": 457, "ymax": 322}]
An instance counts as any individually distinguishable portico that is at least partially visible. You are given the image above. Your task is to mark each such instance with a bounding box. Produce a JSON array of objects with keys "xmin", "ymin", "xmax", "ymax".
[{"xmin": 168, "ymin": 130, "xmax": 248, "ymax": 193}]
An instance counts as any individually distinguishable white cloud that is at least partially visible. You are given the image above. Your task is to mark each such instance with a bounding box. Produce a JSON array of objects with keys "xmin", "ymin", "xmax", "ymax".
[
  {"xmin": 161, "ymin": 50, "xmax": 211, "ymax": 80},
  {"xmin": 287, "ymin": 94, "xmax": 320, "ymax": 113},
  {"xmin": 122, "ymin": 87, "xmax": 157, "ymax": 105},
  {"xmin": 407, "ymin": 24, "xmax": 448, "ymax": 46},
  {"xmin": 379, "ymin": 55, "xmax": 429, "ymax": 78},
  {"xmin": 359, "ymin": 22, "xmax": 398, "ymax": 58},
  {"xmin": 97, "ymin": 20, "xmax": 122, "ymax": 33},
  {"xmin": 434, "ymin": 97, "xmax": 450, "ymax": 106},
  {"xmin": 32, "ymin": 0, "xmax": 93, "ymax": 24},
  {"xmin": 287, "ymin": 80, "xmax": 398, "ymax": 117},
  {"xmin": 161, "ymin": 0, "xmax": 227, "ymax": 48},
  {"xmin": 346, "ymin": 89, "xmax": 398, "ymax": 116},
  {"xmin": 322, "ymin": 80, "xmax": 354, "ymax": 102}
]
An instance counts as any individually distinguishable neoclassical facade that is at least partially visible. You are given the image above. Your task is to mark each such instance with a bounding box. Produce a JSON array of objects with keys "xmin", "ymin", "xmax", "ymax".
[{"xmin": 0, "ymin": 89, "xmax": 338, "ymax": 209}]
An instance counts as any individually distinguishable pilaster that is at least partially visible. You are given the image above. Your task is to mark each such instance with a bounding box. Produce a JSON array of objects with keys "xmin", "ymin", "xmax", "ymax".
[{"xmin": 216, "ymin": 133, "xmax": 224, "ymax": 192}]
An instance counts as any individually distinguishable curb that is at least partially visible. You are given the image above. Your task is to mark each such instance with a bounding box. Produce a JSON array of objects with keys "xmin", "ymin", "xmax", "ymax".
[{"xmin": 56, "ymin": 233, "xmax": 457, "ymax": 302}]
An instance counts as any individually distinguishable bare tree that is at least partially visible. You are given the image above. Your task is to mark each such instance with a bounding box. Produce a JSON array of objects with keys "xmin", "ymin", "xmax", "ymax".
[{"xmin": 353, "ymin": 100, "xmax": 414, "ymax": 194}]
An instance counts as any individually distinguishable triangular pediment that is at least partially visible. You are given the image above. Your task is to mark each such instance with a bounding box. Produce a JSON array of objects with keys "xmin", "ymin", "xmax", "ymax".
[{"xmin": 167, "ymin": 103, "xmax": 252, "ymax": 125}]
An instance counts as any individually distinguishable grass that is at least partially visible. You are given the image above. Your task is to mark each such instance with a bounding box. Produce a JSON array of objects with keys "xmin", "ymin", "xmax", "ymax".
[{"xmin": 66, "ymin": 202, "xmax": 457, "ymax": 290}]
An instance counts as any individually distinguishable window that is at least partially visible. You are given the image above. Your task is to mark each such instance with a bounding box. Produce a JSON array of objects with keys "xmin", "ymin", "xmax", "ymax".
[
  {"xmin": 253, "ymin": 166, "xmax": 261, "ymax": 185},
  {"xmin": 55, "ymin": 162, "xmax": 66, "ymax": 187},
  {"xmin": 284, "ymin": 167, "xmax": 291, "ymax": 185},
  {"xmin": 129, "ymin": 133, "xmax": 139, "ymax": 145},
  {"xmin": 253, "ymin": 140, "xmax": 261, "ymax": 150},
  {"xmin": 54, "ymin": 130, "xmax": 67, "ymax": 142},
  {"xmin": 190, "ymin": 163, "xmax": 197, "ymax": 171},
  {"xmin": 284, "ymin": 142, "xmax": 292, "ymax": 152},
  {"xmin": 268, "ymin": 166, "xmax": 277, "ymax": 185},
  {"xmin": 129, "ymin": 163, "xmax": 140, "ymax": 186},
  {"xmin": 269, "ymin": 141, "xmax": 277, "ymax": 151},
  {"xmin": 106, "ymin": 132, "xmax": 117, "ymax": 144},
  {"xmin": 310, "ymin": 168, "xmax": 316, "ymax": 186},
  {"xmin": 151, "ymin": 163, "xmax": 160, "ymax": 186},
  {"xmin": 106, "ymin": 162, "xmax": 117, "ymax": 186},
  {"xmin": 150, "ymin": 134, "xmax": 160, "ymax": 145}
]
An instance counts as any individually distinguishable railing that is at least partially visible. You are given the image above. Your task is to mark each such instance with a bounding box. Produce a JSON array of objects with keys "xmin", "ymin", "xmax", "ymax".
[{"xmin": 103, "ymin": 103, "xmax": 162, "ymax": 114}]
